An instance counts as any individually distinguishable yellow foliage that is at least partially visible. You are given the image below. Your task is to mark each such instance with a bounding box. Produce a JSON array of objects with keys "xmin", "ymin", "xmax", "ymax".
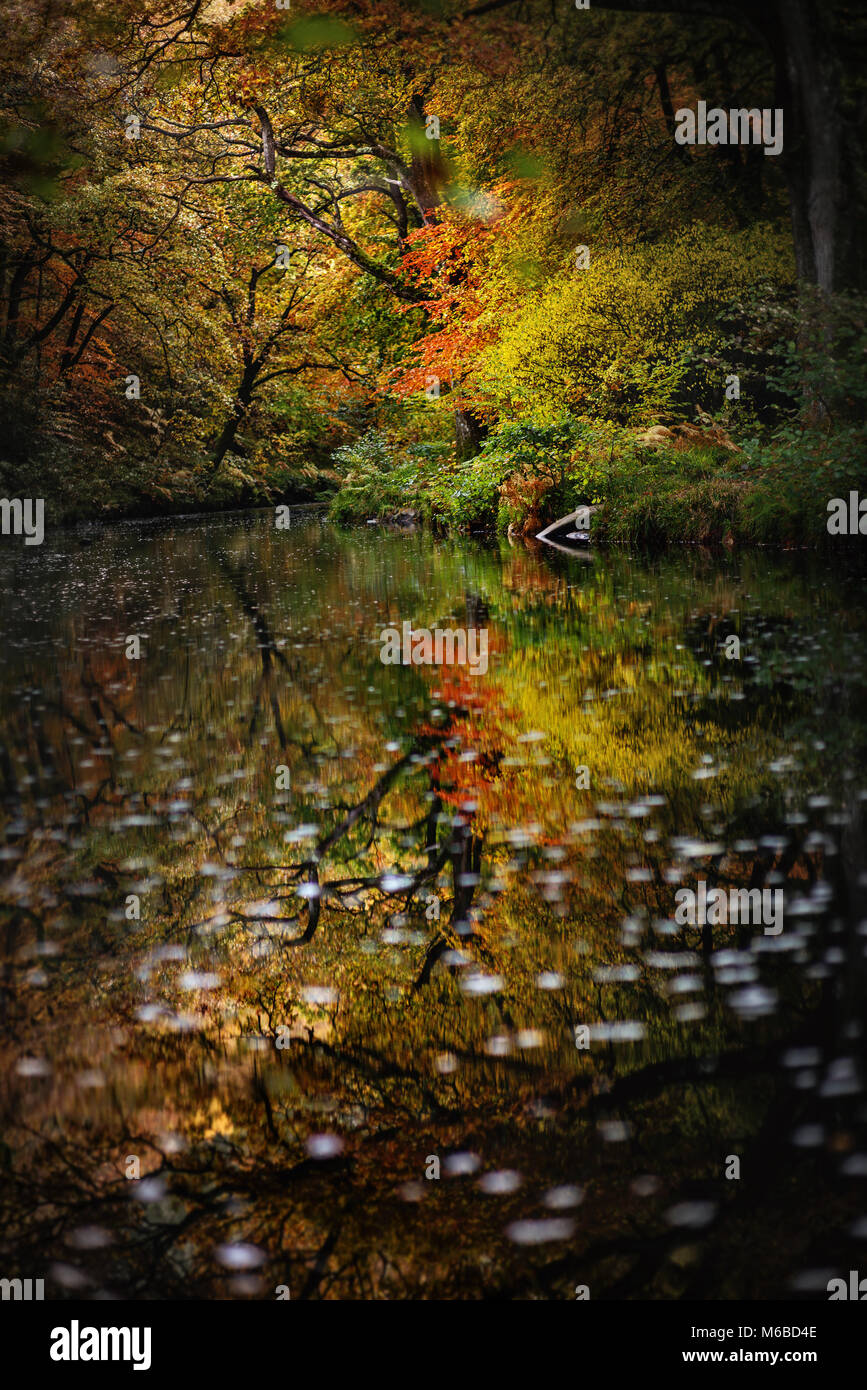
[{"xmin": 482, "ymin": 222, "xmax": 794, "ymax": 424}]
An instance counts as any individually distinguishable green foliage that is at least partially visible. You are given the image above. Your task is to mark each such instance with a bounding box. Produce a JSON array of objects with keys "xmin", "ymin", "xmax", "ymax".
[
  {"xmin": 593, "ymin": 451, "xmax": 745, "ymax": 546},
  {"xmin": 328, "ymin": 431, "xmax": 451, "ymax": 523},
  {"xmin": 768, "ymin": 289, "xmax": 867, "ymax": 423},
  {"xmin": 422, "ymin": 452, "xmax": 508, "ymax": 530},
  {"xmin": 738, "ymin": 428, "xmax": 867, "ymax": 545}
]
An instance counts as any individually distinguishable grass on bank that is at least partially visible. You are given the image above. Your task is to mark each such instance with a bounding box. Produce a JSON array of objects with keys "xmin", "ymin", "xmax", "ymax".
[{"xmin": 327, "ymin": 413, "xmax": 867, "ymax": 548}]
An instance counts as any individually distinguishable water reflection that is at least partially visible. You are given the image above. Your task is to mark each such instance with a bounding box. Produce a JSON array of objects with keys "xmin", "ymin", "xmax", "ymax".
[{"xmin": 1, "ymin": 510, "xmax": 866, "ymax": 1299}]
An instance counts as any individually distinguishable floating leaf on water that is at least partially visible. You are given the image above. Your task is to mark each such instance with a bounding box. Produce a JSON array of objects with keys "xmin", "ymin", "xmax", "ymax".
[
  {"xmin": 131, "ymin": 1177, "xmax": 167, "ymax": 1203},
  {"xmin": 727, "ymin": 985, "xmax": 777, "ymax": 1018},
  {"xmin": 179, "ymin": 971, "xmax": 221, "ymax": 990},
  {"xmin": 66, "ymin": 1226, "xmax": 112, "ymax": 1250},
  {"xmin": 505, "ymin": 1218, "xmax": 575, "ymax": 1245},
  {"xmin": 242, "ymin": 898, "xmax": 281, "ymax": 919},
  {"xmin": 665, "ymin": 1201, "xmax": 717, "ymax": 1228},
  {"xmin": 674, "ymin": 1002, "xmax": 706, "ymax": 1023},
  {"xmin": 569, "ymin": 819, "xmax": 603, "ymax": 836},
  {"xmin": 295, "ymin": 883, "xmax": 321, "ymax": 900},
  {"xmin": 630, "ymin": 1175, "xmax": 660, "ymax": 1198},
  {"xmin": 76, "ymin": 1069, "xmax": 105, "ymax": 1089},
  {"xmin": 214, "ymin": 1242, "xmax": 266, "ymax": 1271},
  {"xmin": 381, "ymin": 873, "xmax": 413, "ymax": 893},
  {"xmin": 759, "ymin": 835, "xmax": 789, "ymax": 853},
  {"xmin": 819, "ymin": 1058, "xmax": 861, "ymax": 1098},
  {"xmin": 598, "ymin": 1119, "xmax": 631, "ymax": 1143},
  {"xmin": 461, "ymin": 972, "xmax": 503, "ymax": 995},
  {"xmin": 199, "ymin": 862, "xmax": 235, "ymax": 880},
  {"xmin": 594, "ymin": 964, "xmax": 639, "ymax": 984},
  {"xmin": 153, "ymin": 944, "xmax": 186, "ymax": 962},
  {"xmin": 791, "ymin": 1124, "xmax": 825, "ymax": 1148},
  {"xmin": 444, "ymin": 1152, "xmax": 480, "ymax": 1176},
  {"xmin": 666, "ymin": 975, "xmax": 703, "ymax": 996},
  {"xmin": 645, "ymin": 951, "xmax": 699, "ymax": 969},
  {"xmin": 48, "ymin": 1262, "xmax": 92, "ymax": 1290},
  {"xmin": 650, "ymin": 919, "xmax": 678, "ymax": 938},
  {"xmin": 670, "ymin": 837, "xmax": 725, "ymax": 859},
  {"xmin": 306, "ymin": 1134, "xmax": 344, "ymax": 1159},
  {"xmin": 284, "ymin": 824, "xmax": 320, "ymax": 844},
  {"xmin": 478, "ymin": 1169, "xmax": 522, "ymax": 1194},
  {"xmin": 16, "ymin": 1056, "xmax": 52, "ymax": 1077},
  {"xmin": 302, "ymin": 985, "xmax": 338, "ymax": 1006},
  {"xmin": 588, "ymin": 1022, "xmax": 645, "ymax": 1043},
  {"xmin": 435, "ymin": 1052, "xmax": 458, "ymax": 1074},
  {"xmin": 136, "ymin": 1003, "xmax": 174, "ymax": 1024},
  {"xmin": 543, "ymin": 1184, "xmax": 584, "ymax": 1209}
]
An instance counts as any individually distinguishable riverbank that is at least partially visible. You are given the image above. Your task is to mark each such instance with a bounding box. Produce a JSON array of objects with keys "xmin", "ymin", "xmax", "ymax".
[
  {"xmin": 7, "ymin": 409, "xmax": 864, "ymax": 548},
  {"xmin": 326, "ymin": 416, "xmax": 867, "ymax": 549}
]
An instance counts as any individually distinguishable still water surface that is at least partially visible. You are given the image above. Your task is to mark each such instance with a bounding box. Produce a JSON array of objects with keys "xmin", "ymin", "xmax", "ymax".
[{"xmin": 1, "ymin": 510, "xmax": 866, "ymax": 1299}]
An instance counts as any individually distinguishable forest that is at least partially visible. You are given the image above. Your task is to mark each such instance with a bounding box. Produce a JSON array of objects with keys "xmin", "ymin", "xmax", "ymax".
[
  {"xmin": 1, "ymin": 0, "xmax": 865, "ymax": 544},
  {"xmin": 3, "ymin": 1, "xmax": 867, "ymax": 1317}
]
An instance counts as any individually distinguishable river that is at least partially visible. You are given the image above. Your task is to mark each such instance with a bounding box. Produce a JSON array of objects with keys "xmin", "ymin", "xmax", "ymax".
[{"xmin": 1, "ymin": 508, "xmax": 865, "ymax": 1299}]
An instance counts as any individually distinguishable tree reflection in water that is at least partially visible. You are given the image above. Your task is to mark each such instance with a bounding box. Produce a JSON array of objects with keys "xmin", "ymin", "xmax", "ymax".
[{"xmin": 1, "ymin": 513, "xmax": 865, "ymax": 1299}]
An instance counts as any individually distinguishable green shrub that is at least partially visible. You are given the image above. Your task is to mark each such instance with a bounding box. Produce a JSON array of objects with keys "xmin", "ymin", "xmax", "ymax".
[{"xmin": 328, "ymin": 430, "xmax": 450, "ymax": 523}]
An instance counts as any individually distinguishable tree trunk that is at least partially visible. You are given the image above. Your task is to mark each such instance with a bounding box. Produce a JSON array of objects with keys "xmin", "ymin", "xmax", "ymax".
[
  {"xmin": 773, "ymin": 0, "xmax": 852, "ymax": 294},
  {"xmin": 407, "ymin": 94, "xmax": 444, "ymax": 222},
  {"xmin": 59, "ymin": 299, "xmax": 85, "ymax": 376},
  {"xmin": 454, "ymin": 408, "xmax": 487, "ymax": 461},
  {"xmin": 211, "ymin": 370, "xmax": 256, "ymax": 472},
  {"xmin": 3, "ymin": 258, "xmax": 33, "ymax": 350}
]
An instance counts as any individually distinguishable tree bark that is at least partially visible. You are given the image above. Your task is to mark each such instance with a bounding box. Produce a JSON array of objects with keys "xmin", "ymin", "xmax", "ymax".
[
  {"xmin": 211, "ymin": 367, "xmax": 256, "ymax": 472},
  {"xmin": 773, "ymin": 0, "xmax": 857, "ymax": 295},
  {"xmin": 455, "ymin": 408, "xmax": 487, "ymax": 461},
  {"xmin": 407, "ymin": 94, "xmax": 444, "ymax": 222}
]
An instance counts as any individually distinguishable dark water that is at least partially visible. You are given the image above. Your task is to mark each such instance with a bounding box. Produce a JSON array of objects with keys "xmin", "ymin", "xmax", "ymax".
[{"xmin": 1, "ymin": 509, "xmax": 866, "ymax": 1300}]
